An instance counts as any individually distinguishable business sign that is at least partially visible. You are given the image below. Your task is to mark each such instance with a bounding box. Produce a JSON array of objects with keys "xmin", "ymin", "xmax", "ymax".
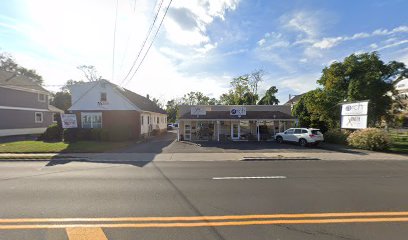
[
  {"xmin": 341, "ymin": 101, "xmax": 368, "ymax": 116},
  {"xmin": 191, "ymin": 107, "xmax": 206, "ymax": 115},
  {"xmin": 61, "ymin": 114, "xmax": 78, "ymax": 128},
  {"xmin": 341, "ymin": 115, "xmax": 368, "ymax": 129},
  {"xmin": 230, "ymin": 107, "xmax": 246, "ymax": 116}
]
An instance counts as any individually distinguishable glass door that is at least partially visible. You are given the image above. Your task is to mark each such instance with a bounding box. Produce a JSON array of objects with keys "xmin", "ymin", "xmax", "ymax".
[
  {"xmin": 231, "ymin": 122, "xmax": 240, "ymax": 140},
  {"xmin": 184, "ymin": 123, "xmax": 191, "ymax": 141}
]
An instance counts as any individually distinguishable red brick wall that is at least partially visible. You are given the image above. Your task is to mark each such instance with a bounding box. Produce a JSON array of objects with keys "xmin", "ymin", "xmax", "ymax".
[{"xmin": 72, "ymin": 110, "xmax": 141, "ymax": 138}]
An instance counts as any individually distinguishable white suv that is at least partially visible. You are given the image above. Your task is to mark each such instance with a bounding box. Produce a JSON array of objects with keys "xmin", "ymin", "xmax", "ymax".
[{"xmin": 275, "ymin": 128, "xmax": 324, "ymax": 147}]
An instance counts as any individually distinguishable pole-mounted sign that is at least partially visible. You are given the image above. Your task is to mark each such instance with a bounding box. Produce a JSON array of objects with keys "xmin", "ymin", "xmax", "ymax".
[{"xmin": 341, "ymin": 100, "xmax": 368, "ymax": 129}]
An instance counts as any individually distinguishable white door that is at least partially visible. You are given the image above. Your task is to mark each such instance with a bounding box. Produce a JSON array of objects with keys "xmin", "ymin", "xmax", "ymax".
[
  {"xmin": 231, "ymin": 122, "xmax": 240, "ymax": 140},
  {"xmin": 184, "ymin": 123, "xmax": 191, "ymax": 141}
]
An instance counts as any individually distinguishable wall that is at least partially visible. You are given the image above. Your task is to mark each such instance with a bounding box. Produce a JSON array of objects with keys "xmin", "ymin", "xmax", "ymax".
[
  {"xmin": 179, "ymin": 105, "xmax": 293, "ymax": 116},
  {"xmin": 0, "ymin": 87, "xmax": 49, "ymax": 109},
  {"xmin": 0, "ymin": 109, "xmax": 54, "ymax": 136},
  {"xmin": 69, "ymin": 82, "xmax": 139, "ymax": 111},
  {"xmin": 140, "ymin": 112, "xmax": 167, "ymax": 136}
]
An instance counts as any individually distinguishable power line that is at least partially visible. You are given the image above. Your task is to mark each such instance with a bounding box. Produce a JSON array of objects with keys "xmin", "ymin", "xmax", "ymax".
[
  {"xmin": 119, "ymin": 0, "xmax": 165, "ymax": 86},
  {"xmin": 111, "ymin": 0, "xmax": 120, "ymax": 83},
  {"xmin": 123, "ymin": 0, "xmax": 172, "ymax": 86}
]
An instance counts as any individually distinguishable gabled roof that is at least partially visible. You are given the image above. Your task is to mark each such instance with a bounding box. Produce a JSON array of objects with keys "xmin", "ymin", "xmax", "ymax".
[
  {"xmin": 0, "ymin": 69, "xmax": 49, "ymax": 93},
  {"xmin": 284, "ymin": 93, "xmax": 305, "ymax": 105},
  {"xmin": 117, "ymin": 87, "xmax": 167, "ymax": 114}
]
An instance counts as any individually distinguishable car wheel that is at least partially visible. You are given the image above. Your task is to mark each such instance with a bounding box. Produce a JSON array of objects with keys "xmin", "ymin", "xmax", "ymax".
[
  {"xmin": 276, "ymin": 136, "xmax": 283, "ymax": 144},
  {"xmin": 299, "ymin": 138, "xmax": 307, "ymax": 147}
]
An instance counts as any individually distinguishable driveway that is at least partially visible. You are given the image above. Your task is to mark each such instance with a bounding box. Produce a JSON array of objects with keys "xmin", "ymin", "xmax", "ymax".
[{"xmin": 115, "ymin": 130, "xmax": 334, "ymax": 153}]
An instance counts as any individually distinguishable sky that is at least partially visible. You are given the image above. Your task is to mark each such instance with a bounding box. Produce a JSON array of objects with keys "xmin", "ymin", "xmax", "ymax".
[{"xmin": 0, "ymin": 0, "xmax": 407, "ymax": 105}]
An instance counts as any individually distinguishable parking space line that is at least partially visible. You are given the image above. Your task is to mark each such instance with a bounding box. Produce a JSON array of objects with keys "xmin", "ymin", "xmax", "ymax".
[
  {"xmin": 212, "ymin": 176, "xmax": 287, "ymax": 180},
  {"xmin": 66, "ymin": 227, "xmax": 108, "ymax": 240}
]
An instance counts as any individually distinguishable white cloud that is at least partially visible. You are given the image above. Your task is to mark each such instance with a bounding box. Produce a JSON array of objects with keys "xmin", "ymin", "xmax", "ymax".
[
  {"xmin": 312, "ymin": 37, "xmax": 343, "ymax": 49},
  {"xmin": 281, "ymin": 11, "xmax": 321, "ymax": 38},
  {"xmin": 369, "ymin": 43, "xmax": 378, "ymax": 49},
  {"xmin": 257, "ymin": 38, "xmax": 266, "ymax": 46},
  {"xmin": 376, "ymin": 40, "xmax": 408, "ymax": 51}
]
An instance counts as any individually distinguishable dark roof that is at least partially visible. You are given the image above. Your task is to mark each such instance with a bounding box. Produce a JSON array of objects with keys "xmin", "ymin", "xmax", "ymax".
[
  {"xmin": 284, "ymin": 93, "xmax": 304, "ymax": 105},
  {"xmin": 180, "ymin": 111, "xmax": 296, "ymax": 120},
  {"xmin": 106, "ymin": 80, "xmax": 165, "ymax": 114},
  {"xmin": 0, "ymin": 69, "xmax": 49, "ymax": 93}
]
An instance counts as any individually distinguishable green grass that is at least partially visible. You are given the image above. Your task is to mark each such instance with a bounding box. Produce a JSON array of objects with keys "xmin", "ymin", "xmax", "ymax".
[
  {"xmin": 389, "ymin": 131, "xmax": 408, "ymax": 154},
  {"xmin": 0, "ymin": 141, "xmax": 133, "ymax": 153}
]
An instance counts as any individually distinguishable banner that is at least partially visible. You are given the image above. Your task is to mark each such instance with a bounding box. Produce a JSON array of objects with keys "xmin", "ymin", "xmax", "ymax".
[
  {"xmin": 341, "ymin": 101, "xmax": 368, "ymax": 116},
  {"xmin": 230, "ymin": 107, "xmax": 246, "ymax": 116},
  {"xmin": 341, "ymin": 115, "xmax": 368, "ymax": 129},
  {"xmin": 61, "ymin": 114, "xmax": 78, "ymax": 128}
]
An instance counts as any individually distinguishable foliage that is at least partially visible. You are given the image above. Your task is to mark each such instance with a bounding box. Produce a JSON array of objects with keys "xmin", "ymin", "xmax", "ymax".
[
  {"xmin": 166, "ymin": 99, "xmax": 180, "ymax": 123},
  {"xmin": 151, "ymin": 97, "xmax": 164, "ymax": 108},
  {"xmin": 0, "ymin": 51, "xmax": 43, "ymax": 85},
  {"xmin": 50, "ymin": 91, "xmax": 71, "ymax": 111},
  {"xmin": 77, "ymin": 65, "xmax": 101, "ymax": 82},
  {"xmin": 181, "ymin": 91, "xmax": 218, "ymax": 105},
  {"xmin": 293, "ymin": 52, "xmax": 407, "ymax": 130},
  {"xmin": 347, "ymin": 128, "xmax": 392, "ymax": 151},
  {"xmin": 258, "ymin": 86, "xmax": 279, "ymax": 105},
  {"xmin": 323, "ymin": 129, "xmax": 351, "ymax": 144},
  {"xmin": 61, "ymin": 79, "xmax": 85, "ymax": 91},
  {"xmin": 39, "ymin": 124, "xmax": 64, "ymax": 142}
]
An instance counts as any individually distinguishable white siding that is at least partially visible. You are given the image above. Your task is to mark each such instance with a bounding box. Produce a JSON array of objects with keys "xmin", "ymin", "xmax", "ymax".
[
  {"xmin": 69, "ymin": 82, "xmax": 140, "ymax": 111},
  {"xmin": 140, "ymin": 112, "xmax": 167, "ymax": 135}
]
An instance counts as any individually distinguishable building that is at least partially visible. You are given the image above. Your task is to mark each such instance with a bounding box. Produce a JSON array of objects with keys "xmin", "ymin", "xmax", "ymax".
[
  {"xmin": 396, "ymin": 79, "xmax": 408, "ymax": 111},
  {"xmin": 68, "ymin": 80, "xmax": 167, "ymax": 138},
  {"xmin": 0, "ymin": 69, "xmax": 63, "ymax": 137},
  {"xmin": 284, "ymin": 93, "xmax": 305, "ymax": 109},
  {"xmin": 177, "ymin": 105, "xmax": 297, "ymax": 141}
]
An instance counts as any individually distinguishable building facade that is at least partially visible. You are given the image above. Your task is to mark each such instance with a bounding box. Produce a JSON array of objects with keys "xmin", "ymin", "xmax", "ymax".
[
  {"xmin": 0, "ymin": 70, "xmax": 63, "ymax": 137},
  {"xmin": 68, "ymin": 80, "xmax": 167, "ymax": 138},
  {"xmin": 178, "ymin": 105, "xmax": 297, "ymax": 141}
]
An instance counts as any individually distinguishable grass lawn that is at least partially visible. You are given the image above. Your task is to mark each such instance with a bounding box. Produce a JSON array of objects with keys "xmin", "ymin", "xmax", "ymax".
[
  {"xmin": 0, "ymin": 140, "xmax": 134, "ymax": 153},
  {"xmin": 389, "ymin": 131, "xmax": 408, "ymax": 154}
]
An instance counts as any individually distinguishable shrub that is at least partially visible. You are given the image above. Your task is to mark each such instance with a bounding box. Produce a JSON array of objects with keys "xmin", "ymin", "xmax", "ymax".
[
  {"xmin": 324, "ymin": 129, "xmax": 351, "ymax": 144},
  {"xmin": 40, "ymin": 124, "xmax": 63, "ymax": 142},
  {"xmin": 63, "ymin": 128, "xmax": 78, "ymax": 142},
  {"xmin": 347, "ymin": 128, "xmax": 393, "ymax": 151}
]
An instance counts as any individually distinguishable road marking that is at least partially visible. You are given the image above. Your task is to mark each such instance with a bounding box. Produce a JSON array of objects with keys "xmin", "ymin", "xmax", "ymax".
[
  {"xmin": 66, "ymin": 227, "xmax": 108, "ymax": 240},
  {"xmin": 212, "ymin": 176, "xmax": 287, "ymax": 180},
  {"xmin": 1, "ymin": 211, "xmax": 408, "ymax": 223},
  {"xmin": 1, "ymin": 217, "xmax": 408, "ymax": 229}
]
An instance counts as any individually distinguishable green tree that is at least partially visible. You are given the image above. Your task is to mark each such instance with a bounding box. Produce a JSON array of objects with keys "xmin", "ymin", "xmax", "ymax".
[
  {"xmin": 0, "ymin": 52, "xmax": 43, "ymax": 85},
  {"xmin": 151, "ymin": 97, "xmax": 164, "ymax": 108},
  {"xmin": 50, "ymin": 91, "xmax": 71, "ymax": 111},
  {"xmin": 181, "ymin": 91, "xmax": 216, "ymax": 105},
  {"xmin": 318, "ymin": 52, "xmax": 406, "ymax": 126},
  {"xmin": 77, "ymin": 65, "xmax": 101, "ymax": 82},
  {"xmin": 166, "ymin": 99, "xmax": 180, "ymax": 123},
  {"xmin": 258, "ymin": 86, "xmax": 279, "ymax": 105}
]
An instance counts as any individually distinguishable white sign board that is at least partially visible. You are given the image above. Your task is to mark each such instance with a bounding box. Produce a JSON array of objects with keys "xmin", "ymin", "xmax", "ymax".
[
  {"xmin": 61, "ymin": 114, "xmax": 78, "ymax": 128},
  {"xmin": 190, "ymin": 107, "xmax": 206, "ymax": 115},
  {"xmin": 341, "ymin": 115, "xmax": 368, "ymax": 129},
  {"xmin": 230, "ymin": 107, "xmax": 247, "ymax": 116},
  {"xmin": 341, "ymin": 101, "xmax": 368, "ymax": 116}
]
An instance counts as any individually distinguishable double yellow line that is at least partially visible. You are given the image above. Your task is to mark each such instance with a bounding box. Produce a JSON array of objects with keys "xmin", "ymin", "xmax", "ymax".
[{"xmin": 1, "ymin": 211, "xmax": 408, "ymax": 230}]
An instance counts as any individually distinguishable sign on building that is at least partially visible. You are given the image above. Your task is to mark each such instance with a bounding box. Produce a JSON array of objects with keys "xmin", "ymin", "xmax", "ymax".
[
  {"xmin": 230, "ymin": 107, "xmax": 246, "ymax": 116},
  {"xmin": 191, "ymin": 107, "xmax": 206, "ymax": 115},
  {"xmin": 61, "ymin": 114, "xmax": 78, "ymax": 128},
  {"xmin": 341, "ymin": 101, "xmax": 368, "ymax": 129},
  {"xmin": 341, "ymin": 115, "xmax": 368, "ymax": 129}
]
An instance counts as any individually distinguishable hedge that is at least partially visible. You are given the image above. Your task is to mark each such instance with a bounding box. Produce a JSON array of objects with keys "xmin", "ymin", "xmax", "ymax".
[{"xmin": 347, "ymin": 128, "xmax": 392, "ymax": 151}]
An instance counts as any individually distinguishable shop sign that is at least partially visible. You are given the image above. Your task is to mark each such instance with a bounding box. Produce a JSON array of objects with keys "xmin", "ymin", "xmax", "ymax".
[
  {"xmin": 341, "ymin": 115, "xmax": 368, "ymax": 129},
  {"xmin": 341, "ymin": 101, "xmax": 368, "ymax": 116},
  {"xmin": 191, "ymin": 107, "xmax": 206, "ymax": 115},
  {"xmin": 61, "ymin": 114, "xmax": 78, "ymax": 128},
  {"xmin": 230, "ymin": 107, "xmax": 246, "ymax": 116}
]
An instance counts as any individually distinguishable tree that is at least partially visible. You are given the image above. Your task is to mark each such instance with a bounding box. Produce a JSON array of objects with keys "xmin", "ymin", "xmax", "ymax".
[
  {"xmin": 77, "ymin": 65, "xmax": 101, "ymax": 82},
  {"xmin": 151, "ymin": 97, "xmax": 164, "ymax": 108},
  {"xmin": 0, "ymin": 52, "xmax": 43, "ymax": 85},
  {"xmin": 166, "ymin": 99, "xmax": 181, "ymax": 123},
  {"xmin": 50, "ymin": 91, "xmax": 71, "ymax": 111},
  {"xmin": 318, "ymin": 52, "xmax": 406, "ymax": 126},
  {"xmin": 61, "ymin": 79, "xmax": 85, "ymax": 91},
  {"xmin": 258, "ymin": 86, "xmax": 279, "ymax": 105},
  {"xmin": 249, "ymin": 69, "xmax": 264, "ymax": 97},
  {"xmin": 181, "ymin": 91, "xmax": 216, "ymax": 105}
]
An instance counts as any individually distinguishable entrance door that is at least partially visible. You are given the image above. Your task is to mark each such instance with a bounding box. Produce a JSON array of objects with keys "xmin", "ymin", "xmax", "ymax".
[
  {"xmin": 231, "ymin": 122, "xmax": 240, "ymax": 140},
  {"xmin": 184, "ymin": 123, "xmax": 191, "ymax": 141}
]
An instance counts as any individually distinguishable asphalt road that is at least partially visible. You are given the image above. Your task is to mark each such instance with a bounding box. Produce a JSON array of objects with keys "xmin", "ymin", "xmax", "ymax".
[{"xmin": 1, "ymin": 160, "xmax": 408, "ymax": 239}]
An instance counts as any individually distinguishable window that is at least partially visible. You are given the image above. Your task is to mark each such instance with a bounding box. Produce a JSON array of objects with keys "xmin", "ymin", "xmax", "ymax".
[
  {"xmin": 52, "ymin": 113, "xmax": 58, "ymax": 123},
  {"xmin": 157, "ymin": 116, "xmax": 159, "ymax": 124},
  {"xmin": 294, "ymin": 129, "xmax": 301, "ymax": 134},
  {"xmin": 301, "ymin": 129, "xmax": 308, "ymax": 133},
  {"xmin": 141, "ymin": 116, "xmax": 144, "ymax": 125},
  {"xmin": 147, "ymin": 116, "xmax": 150, "ymax": 124},
  {"xmin": 81, "ymin": 112, "xmax": 102, "ymax": 128},
  {"xmin": 35, "ymin": 112, "xmax": 43, "ymax": 123},
  {"xmin": 38, "ymin": 93, "xmax": 46, "ymax": 102},
  {"xmin": 285, "ymin": 129, "xmax": 294, "ymax": 134},
  {"xmin": 100, "ymin": 92, "xmax": 107, "ymax": 102}
]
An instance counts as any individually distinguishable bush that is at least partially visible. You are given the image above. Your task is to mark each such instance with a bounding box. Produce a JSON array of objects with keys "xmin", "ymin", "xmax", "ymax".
[
  {"xmin": 324, "ymin": 129, "xmax": 351, "ymax": 144},
  {"xmin": 40, "ymin": 124, "xmax": 63, "ymax": 141},
  {"xmin": 347, "ymin": 128, "xmax": 393, "ymax": 151}
]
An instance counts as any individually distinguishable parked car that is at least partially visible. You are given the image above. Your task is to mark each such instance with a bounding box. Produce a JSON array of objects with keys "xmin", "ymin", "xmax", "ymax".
[
  {"xmin": 167, "ymin": 124, "xmax": 173, "ymax": 130},
  {"xmin": 275, "ymin": 128, "xmax": 324, "ymax": 147}
]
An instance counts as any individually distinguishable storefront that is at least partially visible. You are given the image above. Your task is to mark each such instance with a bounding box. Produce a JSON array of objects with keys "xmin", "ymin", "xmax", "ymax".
[{"xmin": 178, "ymin": 105, "xmax": 297, "ymax": 141}]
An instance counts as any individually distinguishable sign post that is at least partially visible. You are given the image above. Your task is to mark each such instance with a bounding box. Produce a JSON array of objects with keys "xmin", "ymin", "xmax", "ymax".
[{"xmin": 340, "ymin": 101, "xmax": 368, "ymax": 129}]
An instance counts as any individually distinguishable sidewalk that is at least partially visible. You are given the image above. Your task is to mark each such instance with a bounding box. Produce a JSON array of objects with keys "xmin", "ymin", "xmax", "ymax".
[{"xmin": 0, "ymin": 150, "xmax": 407, "ymax": 162}]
